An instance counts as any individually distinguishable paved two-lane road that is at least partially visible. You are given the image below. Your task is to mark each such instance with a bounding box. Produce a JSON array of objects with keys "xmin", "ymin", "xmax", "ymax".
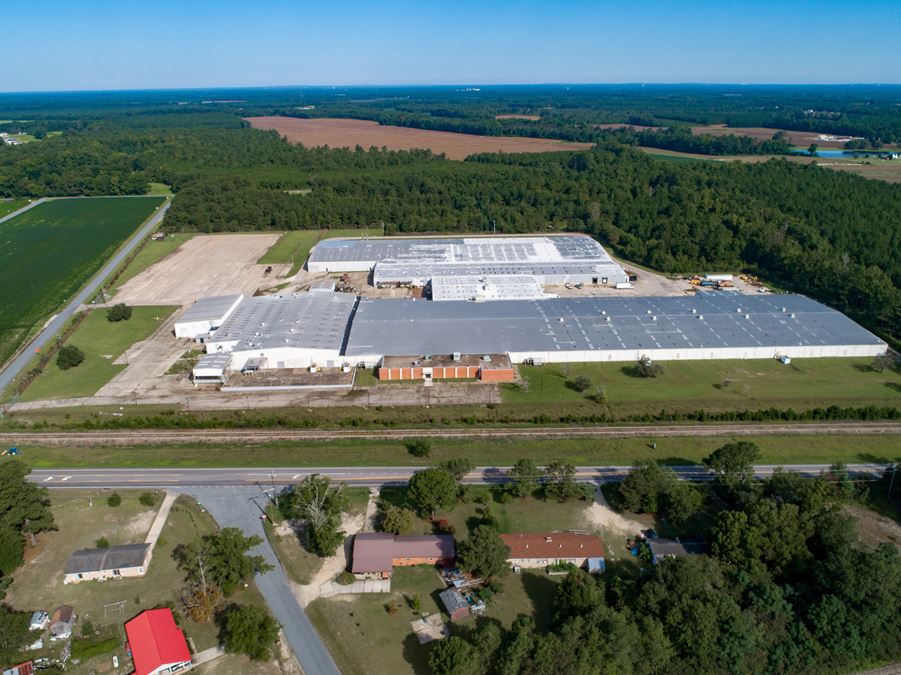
[
  {"xmin": 0, "ymin": 198, "xmax": 170, "ymax": 394},
  {"xmin": 27, "ymin": 463, "xmax": 890, "ymax": 489}
]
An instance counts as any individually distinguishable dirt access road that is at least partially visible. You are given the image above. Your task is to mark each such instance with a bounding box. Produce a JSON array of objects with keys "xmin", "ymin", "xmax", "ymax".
[
  {"xmin": 114, "ymin": 233, "xmax": 289, "ymax": 305},
  {"xmin": 247, "ymin": 116, "xmax": 593, "ymax": 160},
  {"xmin": 3, "ymin": 422, "xmax": 897, "ymax": 447}
]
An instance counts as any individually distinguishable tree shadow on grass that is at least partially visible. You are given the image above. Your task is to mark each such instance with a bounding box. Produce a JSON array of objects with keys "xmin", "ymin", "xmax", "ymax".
[
  {"xmin": 379, "ymin": 486, "xmax": 412, "ymax": 511},
  {"xmin": 402, "ymin": 630, "xmax": 433, "ymax": 675},
  {"xmin": 884, "ymin": 381, "xmax": 901, "ymax": 393},
  {"xmin": 520, "ymin": 572, "xmax": 559, "ymax": 632},
  {"xmin": 658, "ymin": 456, "xmax": 701, "ymax": 466},
  {"xmin": 858, "ymin": 452, "xmax": 900, "ymax": 464},
  {"xmin": 620, "ymin": 365, "xmax": 643, "ymax": 378}
]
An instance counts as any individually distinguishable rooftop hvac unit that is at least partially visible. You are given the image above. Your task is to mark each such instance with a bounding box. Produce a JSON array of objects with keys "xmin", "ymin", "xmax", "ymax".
[
  {"xmin": 790, "ymin": 313, "xmax": 796, "ymax": 319},
  {"xmin": 482, "ymin": 355, "xmax": 492, "ymax": 362},
  {"xmin": 452, "ymin": 352, "xmax": 461, "ymax": 361},
  {"xmin": 698, "ymin": 315, "xmax": 704, "ymax": 320},
  {"xmin": 691, "ymin": 308, "xmax": 697, "ymax": 314}
]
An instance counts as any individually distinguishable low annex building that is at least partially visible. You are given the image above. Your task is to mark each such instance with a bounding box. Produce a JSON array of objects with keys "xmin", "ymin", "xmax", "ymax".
[
  {"xmin": 63, "ymin": 543, "xmax": 152, "ymax": 584},
  {"xmin": 125, "ymin": 608, "xmax": 192, "ymax": 675},
  {"xmin": 377, "ymin": 353, "xmax": 515, "ymax": 382},
  {"xmin": 352, "ymin": 533, "xmax": 455, "ymax": 578},
  {"xmin": 501, "ymin": 532, "xmax": 604, "ymax": 570},
  {"xmin": 173, "ymin": 294, "xmax": 243, "ymax": 339}
]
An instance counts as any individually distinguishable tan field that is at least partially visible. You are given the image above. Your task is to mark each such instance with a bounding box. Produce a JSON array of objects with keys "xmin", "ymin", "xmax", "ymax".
[
  {"xmin": 247, "ymin": 116, "xmax": 593, "ymax": 159},
  {"xmin": 495, "ymin": 114, "xmax": 541, "ymax": 121},
  {"xmin": 690, "ymin": 124, "xmax": 861, "ymax": 148},
  {"xmin": 594, "ymin": 123, "xmax": 659, "ymax": 131},
  {"xmin": 114, "ymin": 233, "xmax": 289, "ymax": 305}
]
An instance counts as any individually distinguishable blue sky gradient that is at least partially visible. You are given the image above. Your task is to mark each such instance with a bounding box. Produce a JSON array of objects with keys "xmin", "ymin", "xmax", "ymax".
[{"xmin": 2, "ymin": 0, "xmax": 899, "ymax": 91}]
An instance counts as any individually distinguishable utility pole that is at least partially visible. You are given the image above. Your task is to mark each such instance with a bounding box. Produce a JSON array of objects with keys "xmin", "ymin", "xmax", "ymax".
[
  {"xmin": 492, "ymin": 219, "xmax": 497, "ymax": 235},
  {"xmin": 271, "ymin": 471, "xmax": 279, "ymax": 510},
  {"xmin": 889, "ymin": 463, "xmax": 898, "ymax": 499}
]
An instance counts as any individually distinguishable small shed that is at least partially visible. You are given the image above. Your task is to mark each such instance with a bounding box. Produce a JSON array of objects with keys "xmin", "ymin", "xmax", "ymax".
[
  {"xmin": 439, "ymin": 588, "xmax": 470, "ymax": 621},
  {"xmin": 49, "ymin": 605, "xmax": 76, "ymax": 641},
  {"xmin": 648, "ymin": 538, "xmax": 709, "ymax": 565},
  {"xmin": 192, "ymin": 353, "xmax": 232, "ymax": 384}
]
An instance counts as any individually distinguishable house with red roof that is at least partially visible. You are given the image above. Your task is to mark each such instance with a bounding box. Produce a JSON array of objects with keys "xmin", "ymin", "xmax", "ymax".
[
  {"xmin": 500, "ymin": 532, "xmax": 604, "ymax": 571},
  {"xmin": 125, "ymin": 608, "xmax": 192, "ymax": 675},
  {"xmin": 352, "ymin": 533, "xmax": 455, "ymax": 579}
]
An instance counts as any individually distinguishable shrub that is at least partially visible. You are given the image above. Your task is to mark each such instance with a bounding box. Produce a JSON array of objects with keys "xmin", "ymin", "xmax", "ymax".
[
  {"xmin": 636, "ymin": 357, "xmax": 665, "ymax": 378},
  {"xmin": 406, "ymin": 438, "xmax": 432, "ymax": 457},
  {"xmin": 56, "ymin": 344, "xmax": 85, "ymax": 370},
  {"xmin": 570, "ymin": 375, "xmax": 592, "ymax": 392},
  {"xmin": 139, "ymin": 492, "xmax": 157, "ymax": 506},
  {"xmin": 336, "ymin": 571, "xmax": 355, "ymax": 586},
  {"xmin": 94, "ymin": 537, "xmax": 109, "ymax": 549},
  {"xmin": 106, "ymin": 303, "xmax": 133, "ymax": 322},
  {"xmin": 106, "ymin": 492, "xmax": 121, "ymax": 507}
]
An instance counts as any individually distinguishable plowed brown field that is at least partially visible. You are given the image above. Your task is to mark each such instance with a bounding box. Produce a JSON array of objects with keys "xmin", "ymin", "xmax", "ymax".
[
  {"xmin": 247, "ymin": 116, "xmax": 592, "ymax": 159},
  {"xmin": 690, "ymin": 124, "xmax": 855, "ymax": 147}
]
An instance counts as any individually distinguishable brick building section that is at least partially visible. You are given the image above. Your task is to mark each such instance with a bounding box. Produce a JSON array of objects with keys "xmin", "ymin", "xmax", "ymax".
[{"xmin": 377, "ymin": 353, "xmax": 515, "ymax": 382}]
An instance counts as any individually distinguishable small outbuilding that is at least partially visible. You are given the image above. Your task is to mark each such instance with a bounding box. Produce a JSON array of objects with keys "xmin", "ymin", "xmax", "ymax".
[
  {"xmin": 438, "ymin": 588, "xmax": 470, "ymax": 622},
  {"xmin": 191, "ymin": 353, "xmax": 232, "ymax": 385},
  {"xmin": 64, "ymin": 543, "xmax": 152, "ymax": 584},
  {"xmin": 648, "ymin": 538, "xmax": 709, "ymax": 565},
  {"xmin": 28, "ymin": 611, "xmax": 50, "ymax": 631},
  {"xmin": 49, "ymin": 605, "xmax": 76, "ymax": 641},
  {"xmin": 125, "ymin": 608, "xmax": 193, "ymax": 675}
]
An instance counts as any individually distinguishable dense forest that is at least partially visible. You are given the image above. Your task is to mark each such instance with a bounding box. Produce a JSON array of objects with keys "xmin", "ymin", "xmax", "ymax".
[
  {"xmin": 0, "ymin": 89, "xmax": 899, "ymax": 345},
  {"xmin": 428, "ymin": 462, "xmax": 901, "ymax": 675}
]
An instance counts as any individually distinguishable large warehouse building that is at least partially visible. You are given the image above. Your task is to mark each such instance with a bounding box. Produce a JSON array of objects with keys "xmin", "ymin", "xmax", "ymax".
[
  {"xmin": 306, "ymin": 234, "xmax": 630, "ymax": 288},
  {"xmin": 179, "ymin": 290, "xmax": 886, "ymax": 381},
  {"xmin": 343, "ymin": 294, "xmax": 886, "ymax": 366}
]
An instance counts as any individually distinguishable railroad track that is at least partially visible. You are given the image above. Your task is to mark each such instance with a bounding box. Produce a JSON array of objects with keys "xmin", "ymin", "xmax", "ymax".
[{"xmin": 2, "ymin": 422, "xmax": 899, "ymax": 446}]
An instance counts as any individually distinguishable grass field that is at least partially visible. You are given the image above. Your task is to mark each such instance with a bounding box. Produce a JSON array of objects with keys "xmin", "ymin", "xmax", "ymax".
[
  {"xmin": 5, "ymin": 491, "xmax": 269, "ymax": 669},
  {"xmin": 112, "ymin": 233, "xmax": 194, "ymax": 290},
  {"xmin": 146, "ymin": 182, "xmax": 173, "ymax": 196},
  {"xmin": 19, "ymin": 306, "xmax": 177, "ymax": 401},
  {"xmin": 503, "ymin": 358, "xmax": 901, "ymax": 415},
  {"xmin": 258, "ymin": 227, "xmax": 379, "ymax": 276},
  {"xmin": 0, "ymin": 198, "xmax": 29, "ymax": 217},
  {"xmin": 0, "ymin": 196, "xmax": 165, "ymax": 365},
  {"xmin": 16, "ymin": 434, "xmax": 900, "ymax": 469}
]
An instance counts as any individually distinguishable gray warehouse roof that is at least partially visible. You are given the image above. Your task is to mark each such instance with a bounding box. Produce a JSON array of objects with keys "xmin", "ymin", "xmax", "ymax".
[
  {"xmin": 209, "ymin": 292, "xmax": 357, "ymax": 352},
  {"xmin": 176, "ymin": 294, "xmax": 243, "ymax": 323},
  {"xmin": 345, "ymin": 294, "xmax": 884, "ymax": 357},
  {"xmin": 65, "ymin": 544, "xmax": 150, "ymax": 574}
]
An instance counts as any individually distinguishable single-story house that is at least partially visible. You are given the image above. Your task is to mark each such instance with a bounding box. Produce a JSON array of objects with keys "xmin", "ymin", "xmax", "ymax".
[
  {"xmin": 125, "ymin": 608, "xmax": 193, "ymax": 675},
  {"xmin": 352, "ymin": 533, "xmax": 455, "ymax": 578},
  {"xmin": 63, "ymin": 543, "xmax": 151, "ymax": 584},
  {"xmin": 438, "ymin": 588, "xmax": 470, "ymax": 621},
  {"xmin": 501, "ymin": 532, "xmax": 604, "ymax": 570},
  {"xmin": 49, "ymin": 605, "xmax": 76, "ymax": 641},
  {"xmin": 648, "ymin": 538, "xmax": 709, "ymax": 565}
]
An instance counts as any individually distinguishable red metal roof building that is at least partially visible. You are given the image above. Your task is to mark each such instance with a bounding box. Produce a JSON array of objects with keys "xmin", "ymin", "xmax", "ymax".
[
  {"xmin": 125, "ymin": 608, "xmax": 192, "ymax": 675},
  {"xmin": 352, "ymin": 533, "xmax": 455, "ymax": 577}
]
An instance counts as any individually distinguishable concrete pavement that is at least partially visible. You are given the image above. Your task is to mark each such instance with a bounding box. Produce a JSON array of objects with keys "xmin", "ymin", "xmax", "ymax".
[
  {"xmin": 27, "ymin": 463, "xmax": 890, "ymax": 489},
  {"xmin": 186, "ymin": 486, "xmax": 340, "ymax": 675},
  {"xmin": 0, "ymin": 197, "xmax": 170, "ymax": 394}
]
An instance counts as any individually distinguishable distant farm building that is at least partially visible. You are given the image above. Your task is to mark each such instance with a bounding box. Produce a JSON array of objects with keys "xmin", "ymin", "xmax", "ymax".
[
  {"xmin": 501, "ymin": 532, "xmax": 604, "ymax": 570},
  {"xmin": 352, "ymin": 533, "xmax": 455, "ymax": 579},
  {"xmin": 63, "ymin": 543, "xmax": 151, "ymax": 584}
]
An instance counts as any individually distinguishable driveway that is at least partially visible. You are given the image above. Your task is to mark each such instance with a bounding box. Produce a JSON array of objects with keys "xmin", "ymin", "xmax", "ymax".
[{"xmin": 185, "ymin": 486, "xmax": 340, "ymax": 675}]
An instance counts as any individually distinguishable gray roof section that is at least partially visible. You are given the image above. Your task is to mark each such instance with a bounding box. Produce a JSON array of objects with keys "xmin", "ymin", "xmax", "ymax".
[
  {"xmin": 439, "ymin": 588, "xmax": 469, "ymax": 613},
  {"xmin": 177, "ymin": 294, "xmax": 243, "ymax": 323},
  {"xmin": 210, "ymin": 292, "xmax": 357, "ymax": 352},
  {"xmin": 65, "ymin": 544, "xmax": 150, "ymax": 574},
  {"xmin": 195, "ymin": 353, "xmax": 232, "ymax": 370},
  {"xmin": 345, "ymin": 294, "xmax": 884, "ymax": 357}
]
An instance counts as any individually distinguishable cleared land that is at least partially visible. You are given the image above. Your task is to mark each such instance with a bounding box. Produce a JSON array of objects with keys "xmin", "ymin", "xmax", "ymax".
[
  {"xmin": 20, "ymin": 306, "xmax": 177, "ymax": 402},
  {"xmin": 114, "ymin": 233, "xmax": 287, "ymax": 305},
  {"xmin": 0, "ymin": 196, "xmax": 164, "ymax": 365},
  {"xmin": 246, "ymin": 117, "xmax": 593, "ymax": 160},
  {"xmin": 690, "ymin": 124, "xmax": 869, "ymax": 148},
  {"xmin": 15, "ymin": 434, "xmax": 901, "ymax": 469},
  {"xmin": 0, "ymin": 197, "xmax": 29, "ymax": 217},
  {"xmin": 5, "ymin": 491, "xmax": 271, "ymax": 672},
  {"xmin": 112, "ymin": 233, "xmax": 195, "ymax": 290},
  {"xmin": 259, "ymin": 228, "xmax": 378, "ymax": 276},
  {"xmin": 503, "ymin": 358, "xmax": 900, "ymax": 413},
  {"xmin": 496, "ymin": 114, "xmax": 541, "ymax": 121}
]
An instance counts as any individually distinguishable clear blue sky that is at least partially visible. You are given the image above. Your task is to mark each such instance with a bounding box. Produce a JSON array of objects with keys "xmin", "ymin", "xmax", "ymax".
[{"xmin": 2, "ymin": 0, "xmax": 899, "ymax": 92}]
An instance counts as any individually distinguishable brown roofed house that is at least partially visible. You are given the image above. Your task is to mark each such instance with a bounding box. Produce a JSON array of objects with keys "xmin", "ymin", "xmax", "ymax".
[
  {"xmin": 352, "ymin": 533, "xmax": 455, "ymax": 579},
  {"xmin": 500, "ymin": 532, "xmax": 604, "ymax": 570}
]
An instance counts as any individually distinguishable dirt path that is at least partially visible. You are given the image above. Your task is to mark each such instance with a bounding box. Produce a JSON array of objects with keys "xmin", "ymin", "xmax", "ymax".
[
  {"xmin": 583, "ymin": 485, "xmax": 646, "ymax": 535},
  {"xmin": 292, "ymin": 512, "xmax": 365, "ymax": 608}
]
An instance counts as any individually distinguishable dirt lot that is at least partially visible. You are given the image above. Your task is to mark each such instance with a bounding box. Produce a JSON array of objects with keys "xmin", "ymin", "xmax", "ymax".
[
  {"xmin": 246, "ymin": 117, "xmax": 593, "ymax": 160},
  {"xmin": 594, "ymin": 123, "xmax": 659, "ymax": 131},
  {"xmin": 115, "ymin": 234, "xmax": 289, "ymax": 305}
]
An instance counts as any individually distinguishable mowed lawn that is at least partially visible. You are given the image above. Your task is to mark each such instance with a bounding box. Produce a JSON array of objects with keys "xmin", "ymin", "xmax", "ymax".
[
  {"xmin": 0, "ymin": 196, "xmax": 165, "ymax": 364},
  {"xmin": 5, "ymin": 492, "xmax": 263, "ymax": 654},
  {"xmin": 0, "ymin": 197, "xmax": 30, "ymax": 217},
  {"xmin": 258, "ymin": 227, "xmax": 380, "ymax": 275},
  {"xmin": 20, "ymin": 306, "xmax": 177, "ymax": 401},
  {"xmin": 503, "ymin": 358, "xmax": 901, "ymax": 413}
]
